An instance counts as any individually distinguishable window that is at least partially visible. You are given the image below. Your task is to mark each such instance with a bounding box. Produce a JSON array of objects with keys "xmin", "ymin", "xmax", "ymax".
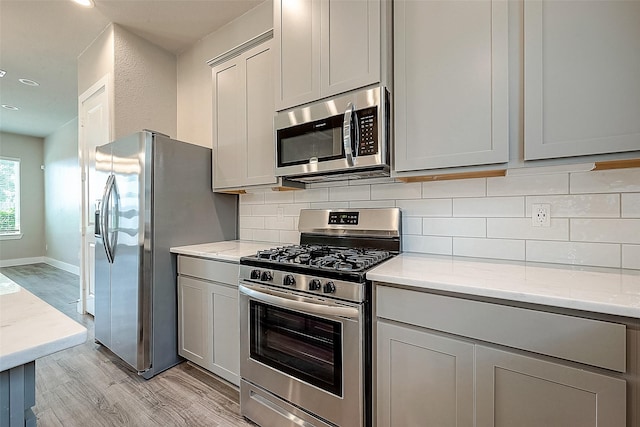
[{"xmin": 0, "ymin": 157, "xmax": 20, "ymax": 236}]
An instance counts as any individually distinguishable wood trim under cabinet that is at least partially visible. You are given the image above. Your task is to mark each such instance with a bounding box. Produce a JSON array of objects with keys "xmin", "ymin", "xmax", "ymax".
[
  {"xmin": 396, "ymin": 169, "xmax": 506, "ymax": 183},
  {"xmin": 593, "ymin": 158, "xmax": 640, "ymax": 171}
]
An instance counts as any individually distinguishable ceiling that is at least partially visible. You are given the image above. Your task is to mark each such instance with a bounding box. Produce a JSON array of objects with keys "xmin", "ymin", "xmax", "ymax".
[{"xmin": 0, "ymin": 0, "xmax": 264, "ymax": 138}]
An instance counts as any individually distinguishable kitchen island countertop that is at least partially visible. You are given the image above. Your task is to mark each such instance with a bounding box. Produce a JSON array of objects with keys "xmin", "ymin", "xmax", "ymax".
[
  {"xmin": 170, "ymin": 240, "xmax": 278, "ymax": 263},
  {"xmin": 368, "ymin": 253, "xmax": 640, "ymax": 319},
  {"xmin": 0, "ymin": 273, "xmax": 87, "ymax": 371}
]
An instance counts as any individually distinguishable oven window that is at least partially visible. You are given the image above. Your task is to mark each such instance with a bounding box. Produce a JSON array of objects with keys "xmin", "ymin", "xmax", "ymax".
[{"xmin": 249, "ymin": 300, "xmax": 343, "ymax": 396}]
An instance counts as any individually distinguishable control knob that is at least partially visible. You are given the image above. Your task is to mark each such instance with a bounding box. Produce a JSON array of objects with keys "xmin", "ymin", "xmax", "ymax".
[
  {"xmin": 261, "ymin": 271, "xmax": 273, "ymax": 281},
  {"xmin": 308, "ymin": 279, "xmax": 321, "ymax": 291},
  {"xmin": 323, "ymin": 281, "xmax": 336, "ymax": 294},
  {"xmin": 250, "ymin": 269, "xmax": 261, "ymax": 280},
  {"xmin": 283, "ymin": 274, "xmax": 296, "ymax": 287}
]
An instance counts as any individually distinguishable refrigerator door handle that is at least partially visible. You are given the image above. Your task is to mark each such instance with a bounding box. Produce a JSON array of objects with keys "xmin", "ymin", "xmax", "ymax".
[{"xmin": 100, "ymin": 174, "xmax": 115, "ymax": 264}]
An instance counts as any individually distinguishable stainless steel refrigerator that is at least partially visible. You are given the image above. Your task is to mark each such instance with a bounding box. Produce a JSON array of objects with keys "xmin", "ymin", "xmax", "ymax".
[{"xmin": 94, "ymin": 130, "xmax": 237, "ymax": 379}]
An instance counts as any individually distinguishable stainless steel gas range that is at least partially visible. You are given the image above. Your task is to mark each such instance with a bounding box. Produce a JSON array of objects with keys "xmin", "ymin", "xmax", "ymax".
[{"xmin": 239, "ymin": 208, "xmax": 401, "ymax": 427}]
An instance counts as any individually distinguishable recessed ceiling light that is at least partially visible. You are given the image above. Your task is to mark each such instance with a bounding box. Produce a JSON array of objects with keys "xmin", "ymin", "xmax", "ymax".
[
  {"xmin": 1, "ymin": 105, "xmax": 20, "ymax": 111},
  {"xmin": 71, "ymin": 0, "xmax": 95, "ymax": 7},
  {"xmin": 0, "ymin": 70, "xmax": 6, "ymax": 78},
  {"xmin": 19, "ymin": 78, "xmax": 39, "ymax": 87}
]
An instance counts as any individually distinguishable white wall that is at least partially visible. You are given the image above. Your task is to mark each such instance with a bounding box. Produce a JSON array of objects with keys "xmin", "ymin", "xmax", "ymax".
[
  {"xmin": 176, "ymin": 0, "xmax": 272, "ymax": 147},
  {"xmin": 113, "ymin": 24, "xmax": 177, "ymax": 140},
  {"xmin": 239, "ymin": 167, "xmax": 640, "ymax": 270},
  {"xmin": 44, "ymin": 119, "xmax": 81, "ymax": 272},
  {"xmin": 0, "ymin": 132, "xmax": 45, "ymax": 264}
]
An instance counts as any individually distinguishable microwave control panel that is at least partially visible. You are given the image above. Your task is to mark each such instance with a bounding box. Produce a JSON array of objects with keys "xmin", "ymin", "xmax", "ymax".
[{"xmin": 357, "ymin": 107, "xmax": 378, "ymax": 155}]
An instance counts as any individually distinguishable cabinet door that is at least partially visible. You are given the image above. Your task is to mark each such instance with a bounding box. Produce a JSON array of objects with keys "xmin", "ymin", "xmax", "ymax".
[
  {"xmin": 524, "ymin": 0, "xmax": 640, "ymax": 160},
  {"xmin": 212, "ymin": 61, "xmax": 245, "ymax": 189},
  {"xmin": 377, "ymin": 321, "xmax": 474, "ymax": 427},
  {"xmin": 209, "ymin": 282, "xmax": 240, "ymax": 386},
  {"xmin": 244, "ymin": 42, "xmax": 278, "ymax": 187},
  {"xmin": 177, "ymin": 276, "xmax": 210, "ymax": 368},
  {"xmin": 394, "ymin": 0, "xmax": 509, "ymax": 172},
  {"xmin": 320, "ymin": 0, "xmax": 380, "ymax": 97},
  {"xmin": 275, "ymin": 0, "xmax": 321, "ymax": 110},
  {"xmin": 476, "ymin": 345, "xmax": 626, "ymax": 427}
]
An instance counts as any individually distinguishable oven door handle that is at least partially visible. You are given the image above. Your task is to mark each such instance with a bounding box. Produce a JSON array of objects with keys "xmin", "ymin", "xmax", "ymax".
[{"xmin": 239, "ymin": 284, "xmax": 360, "ymax": 319}]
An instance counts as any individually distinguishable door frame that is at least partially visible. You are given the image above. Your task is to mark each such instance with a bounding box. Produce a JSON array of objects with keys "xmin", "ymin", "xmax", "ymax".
[{"xmin": 78, "ymin": 74, "xmax": 112, "ymax": 314}]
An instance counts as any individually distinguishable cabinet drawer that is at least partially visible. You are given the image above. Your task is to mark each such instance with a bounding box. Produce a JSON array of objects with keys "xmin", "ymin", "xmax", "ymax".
[
  {"xmin": 377, "ymin": 285, "xmax": 626, "ymax": 372},
  {"xmin": 178, "ymin": 256, "xmax": 239, "ymax": 286}
]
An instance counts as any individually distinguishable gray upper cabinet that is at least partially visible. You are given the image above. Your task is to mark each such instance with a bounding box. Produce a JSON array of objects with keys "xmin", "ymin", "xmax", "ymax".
[
  {"xmin": 211, "ymin": 38, "xmax": 277, "ymax": 190},
  {"xmin": 394, "ymin": 0, "xmax": 509, "ymax": 173},
  {"xmin": 274, "ymin": 0, "xmax": 388, "ymax": 111},
  {"xmin": 524, "ymin": 0, "xmax": 640, "ymax": 160}
]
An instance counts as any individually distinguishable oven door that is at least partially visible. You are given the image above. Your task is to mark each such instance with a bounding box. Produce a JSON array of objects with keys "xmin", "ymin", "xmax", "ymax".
[{"xmin": 239, "ymin": 282, "xmax": 365, "ymax": 427}]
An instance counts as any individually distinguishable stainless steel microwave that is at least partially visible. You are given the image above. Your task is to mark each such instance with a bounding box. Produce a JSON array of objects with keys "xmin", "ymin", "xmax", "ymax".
[{"xmin": 275, "ymin": 86, "xmax": 390, "ymax": 183}]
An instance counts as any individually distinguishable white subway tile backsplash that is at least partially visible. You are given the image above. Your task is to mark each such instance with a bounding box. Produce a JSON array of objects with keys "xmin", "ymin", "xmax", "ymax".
[
  {"xmin": 422, "ymin": 178, "xmax": 486, "ymax": 199},
  {"xmin": 453, "ymin": 197, "xmax": 524, "ymax": 218},
  {"xmin": 309, "ymin": 201, "xmax": 350, "ymax": 209},
  {"xmin": 570, "ymin": 168, "xmax": 640, "ymax": 194},
  {"xmin": 570, "ymin": 219, "xmax": 640, "ymax": 244},
  {"xmin": 240, "ymin": 216, "xmax": 264, "ymax": 229},
  {"xmin": 240, "ymin": 192, "xmax": 265, "ymax": 204},
  {"xmin": 252, "ymin": 204, "xmax": 278, "ymax": 216},
  {"xmin": 239, "ymin": 229, "xmax": 253, "ymax": 240},
  {"xmin": 294, "ymin": 188, "xmax": 329, "ymax": 203},
  {"xmin": 279, "ymin": 230, "xmax": 300, "ymax": 244},
  {"xmin": 622, "ymin": 245, "xmax": 640, "ymax": 270},
  {"xmin": 283, "ymin": 203, "xmax": 311, "ymax": 216},
  {"xmin": 423, "ymin": 218, "xmax": 486, "ymax": 238},
  {"xmin": 239, "ymin": 204, "xmax": 251, "ymax": 216},
  {"xmin": 329, "ymin": 185, "xmax": 371, "ymax": 201},
  {"xmin": 403, "ymin": 235, "xmax": 452, "ymax": 255},
  {"xmin": 525, "ymin": 194, "xmax": 620, "ymax": 218},
  {"xmin": 526, "ymin": 241, "xmax": 620, "ymax": 268},
  {"xmin": 403, "ymin": 217, "xmax": 423, "ymax": 235},
  {"xmin": 622, "ymin": 193, "xmax": 640, "ymax": 218},
  {"xmin": 238, "ymin": 169, "xmax": 638, "ymax": 269},
  {"xmin": 252, "ymin": 229, "xmax": 280, "ymax": 243},
  {"xmin": 396, "ymin": 199, "xmax": 452, "ymax": 217},
  {"xmin": 264, "ymin": 191, "xmax": 295, "ymax": 204},
  {"xmin": 265, "ymin": 216, "xmax": 295, "ymax": 231},
  {"xmin": 371, "ymin": 182, "xmax": 421, "ymax": 200},
  {"xmin": 487, "ymin": 174, "xmax": 568, "ymax": 196},
  {"xmin": 453, "ymin": 238, "xmax": 525, "ymax": 261},
  {"xmin": 349, "ymin": 200, "xmax": 396, "ymax": 208},
  {"xmin": 487, "ymin": 218, "xmax": 568, "ymax": 241}
]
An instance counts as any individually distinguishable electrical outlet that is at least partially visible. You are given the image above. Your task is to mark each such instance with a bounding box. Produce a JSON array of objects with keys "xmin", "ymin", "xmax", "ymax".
[{"xmin": 532, "ymin": 203, "xmax": 551, "ymax": 227}]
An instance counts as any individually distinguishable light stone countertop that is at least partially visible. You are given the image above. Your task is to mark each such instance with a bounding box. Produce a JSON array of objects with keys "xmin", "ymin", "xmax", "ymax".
[
  {"xmin": 0, "ymin": 274, "xmax": 87, "ymax": 371},
  {"xmin": 367, "ymin": 253, "xmax": 640, "ymax": 319},
  {"xmin": 170, "ymin": 240, "xmax": 279, "ymax": 263}
]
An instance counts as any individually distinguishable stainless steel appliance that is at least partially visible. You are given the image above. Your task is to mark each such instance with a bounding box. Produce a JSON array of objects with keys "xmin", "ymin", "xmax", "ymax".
[
  {"xmin": 94, "ymin": 130, "xmax": 237, "ymax": 379},
  {"xmin": 275, "ymin": 86, "xmax": 390, "ymax": 183},
  {"xmin": 239, "ymin": 208, "xmax": 401, "ymax": 427}
]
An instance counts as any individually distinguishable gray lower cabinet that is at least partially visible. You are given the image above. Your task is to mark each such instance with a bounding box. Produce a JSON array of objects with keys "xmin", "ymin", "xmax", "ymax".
[
  {"xmin": 475, "ymin": 345, "xmax": 626, "ymax": 427},
  {"xmin": 177, "ymin": 256, "xmax": 240, "ymax": 386},
  {"xmin": 376, "ymin": 284, "xmax": 628, "ymax": 427},
  {"xmin": 377, "ymin": 322, "xmax": 474, "ymax": 427}
]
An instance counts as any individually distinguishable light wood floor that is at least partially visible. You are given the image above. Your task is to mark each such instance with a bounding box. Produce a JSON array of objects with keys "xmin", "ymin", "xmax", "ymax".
[{"xmin": 1, "ymin": 264, "xmax": 255, "ymax": 427}]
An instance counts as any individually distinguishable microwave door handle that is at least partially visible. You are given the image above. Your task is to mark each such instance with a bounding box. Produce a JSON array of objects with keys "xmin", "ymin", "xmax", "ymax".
[{"xmin": 343, "ymin": 103, "xmax": 358, "ymax": 167}]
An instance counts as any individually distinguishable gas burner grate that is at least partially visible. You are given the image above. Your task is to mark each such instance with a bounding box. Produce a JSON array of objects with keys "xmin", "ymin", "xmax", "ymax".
[{"xmin": 254, "ymin": 245, "xmax": 392, "ymax": 273}]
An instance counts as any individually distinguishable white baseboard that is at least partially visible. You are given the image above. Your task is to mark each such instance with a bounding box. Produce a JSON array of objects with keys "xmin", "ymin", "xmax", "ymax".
[
  {"xmin": 0, "ymin": 256, "xmax": 45, "ymax": 267},
  {"xmin": 44, "ymin": 258, "xmax": 80, "ymax": 276}
]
